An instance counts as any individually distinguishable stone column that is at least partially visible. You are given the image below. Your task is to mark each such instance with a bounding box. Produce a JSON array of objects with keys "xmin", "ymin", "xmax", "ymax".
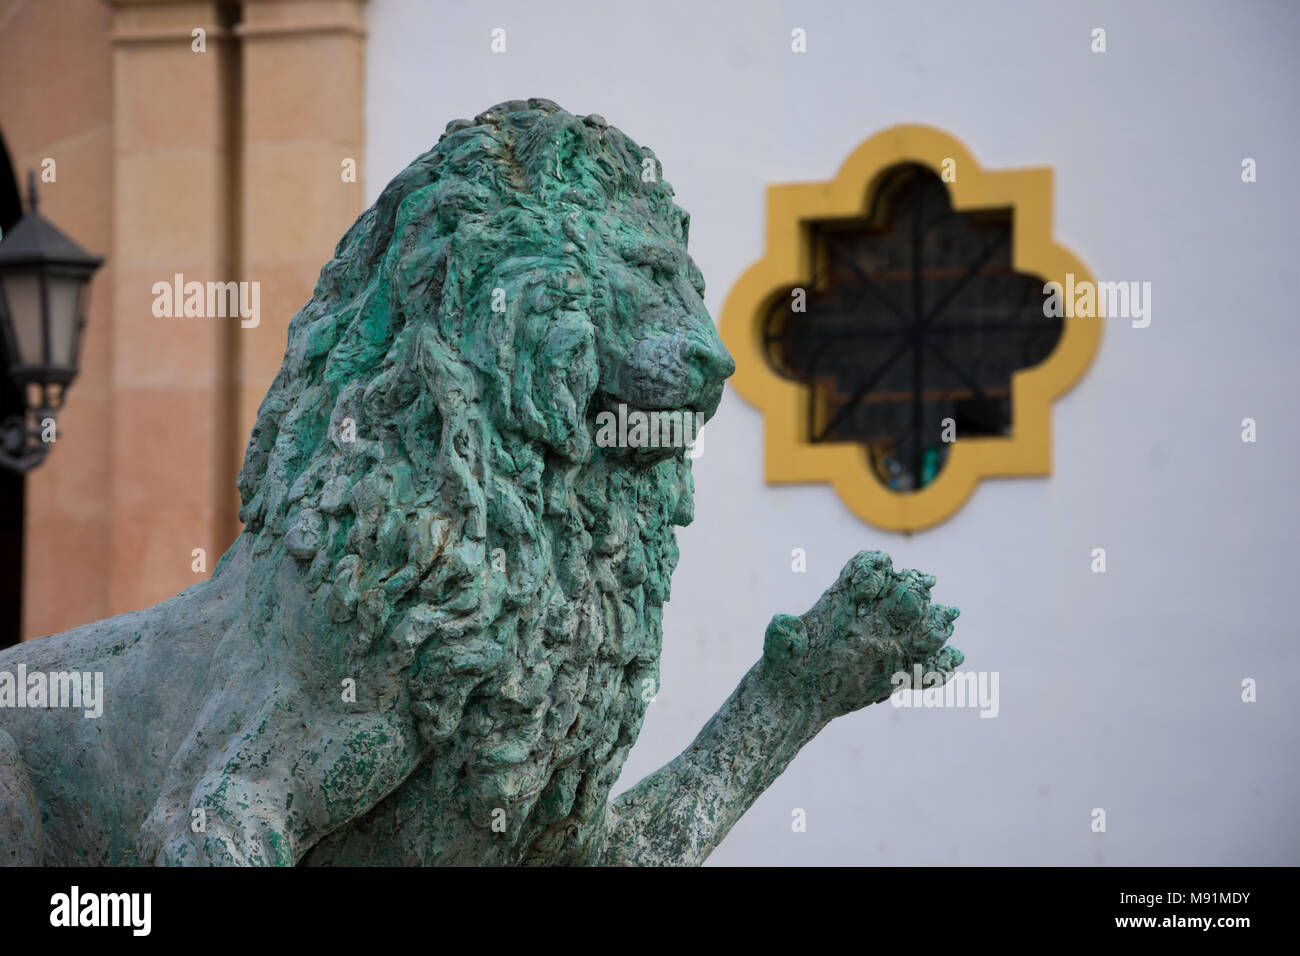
[
  {"xmin": 233, "ymin": 0, "xmax": 367, "ymax": 521},
  {"xmin": 14, "ymin": 0, "xmax": 366, "ymax": 633},
  {"xmin": 106, "ymin": 0, "xmax": 240, "ymax": 615}
]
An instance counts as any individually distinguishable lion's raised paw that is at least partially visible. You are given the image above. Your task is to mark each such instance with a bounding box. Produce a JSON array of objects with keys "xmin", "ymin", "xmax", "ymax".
[{"xmin": 761, "ymin": 550, "xmax": 963, "ymax": 720}]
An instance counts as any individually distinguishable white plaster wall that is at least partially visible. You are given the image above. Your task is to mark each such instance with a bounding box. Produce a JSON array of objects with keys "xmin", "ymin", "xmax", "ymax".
[{"xmin": 365, "ymin": 0, "xmax": 1300, "ymax": 864}]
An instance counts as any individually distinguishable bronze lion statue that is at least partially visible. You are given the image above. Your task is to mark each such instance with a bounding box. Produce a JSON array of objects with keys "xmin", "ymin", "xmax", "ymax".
[{"xmin": 0, "ymin": 99, "xmax": 961, "ymax": 866}]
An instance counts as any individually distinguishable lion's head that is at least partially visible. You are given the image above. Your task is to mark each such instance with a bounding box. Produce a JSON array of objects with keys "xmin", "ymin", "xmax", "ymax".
[{"xmin": 232, "ymin": 99, "xmax": 732, "ymax": 861}]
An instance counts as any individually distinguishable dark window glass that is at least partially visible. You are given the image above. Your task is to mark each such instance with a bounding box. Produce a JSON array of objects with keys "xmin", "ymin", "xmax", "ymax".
[{"xmin": 764, "ymin": 162, "xmax": 1062, "ymax": 491}]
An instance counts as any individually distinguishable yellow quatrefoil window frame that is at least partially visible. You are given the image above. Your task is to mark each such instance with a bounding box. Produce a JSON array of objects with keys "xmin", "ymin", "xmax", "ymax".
[{"xmin": 719, "ymin": 124, "xmax": 1102, "ymax": 532}]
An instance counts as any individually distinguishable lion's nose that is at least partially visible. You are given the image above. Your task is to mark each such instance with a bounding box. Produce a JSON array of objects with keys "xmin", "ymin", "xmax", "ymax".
[{"xmin": 685, "ymin": 336, "xmax": 735, "ymax": 387}]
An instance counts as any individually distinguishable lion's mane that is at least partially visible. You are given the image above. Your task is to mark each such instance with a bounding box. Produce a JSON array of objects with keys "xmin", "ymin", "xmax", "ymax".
[{"xmin": 233, "ymin": 99, "xmax": 697, "ymax": 860}]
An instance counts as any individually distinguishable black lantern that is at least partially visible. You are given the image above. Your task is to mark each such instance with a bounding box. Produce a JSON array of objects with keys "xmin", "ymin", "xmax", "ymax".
[{"xmin": 0, "ymin": 172, "xmax": 103, "ymax": 472}]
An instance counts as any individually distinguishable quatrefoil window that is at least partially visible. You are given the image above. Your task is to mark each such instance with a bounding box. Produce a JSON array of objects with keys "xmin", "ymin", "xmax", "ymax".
[
  {"xmin": 719, "ymin": 125, "xmax": 1102, "ymax": 532},
  {"xmin": 763, "ymin": 163, "xmax": 1062, "ymax": 491}
]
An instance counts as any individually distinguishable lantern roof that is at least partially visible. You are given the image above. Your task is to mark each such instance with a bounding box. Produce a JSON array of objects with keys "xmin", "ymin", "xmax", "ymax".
[{"xmin": 0, "ymin": 175, "xmax": 103, "ymax": 271}]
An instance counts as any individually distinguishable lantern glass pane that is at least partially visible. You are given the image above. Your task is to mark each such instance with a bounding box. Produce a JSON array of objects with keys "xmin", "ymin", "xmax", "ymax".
[
  {"xmin": 0, "ymin": 270, "xmax": 43, "ymax": 367},
  {"xmin": 45, "ymin": 273, "xmax": 85, "ymax": 371}
]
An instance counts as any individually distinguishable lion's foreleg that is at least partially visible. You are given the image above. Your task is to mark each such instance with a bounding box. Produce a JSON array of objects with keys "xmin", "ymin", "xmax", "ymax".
[
  {"xmin": 0, "ymin": 728, "xmax": 42, "ymax": 865},
  {"xmin": 598, "ymin": 550, "xmax": 962, "ymax": 866},
  {"xmin": 597, "ymin": 658, "xmax": 825, "ymax": 866},
  {"xmin": 140, "ymin": 703, "xmax": 420, "ymax": 866}
]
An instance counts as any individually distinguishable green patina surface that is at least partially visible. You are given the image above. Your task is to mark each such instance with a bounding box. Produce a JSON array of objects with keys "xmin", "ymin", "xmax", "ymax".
[{"xmin": 0, "ymin": 99, "xmax": 960, "ymax": 866}]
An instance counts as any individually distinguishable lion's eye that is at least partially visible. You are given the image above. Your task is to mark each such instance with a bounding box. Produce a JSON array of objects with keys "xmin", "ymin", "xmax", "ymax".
[{"xmin": 688, "ymin": 262, "xmax": 706, "ymax": 298}]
